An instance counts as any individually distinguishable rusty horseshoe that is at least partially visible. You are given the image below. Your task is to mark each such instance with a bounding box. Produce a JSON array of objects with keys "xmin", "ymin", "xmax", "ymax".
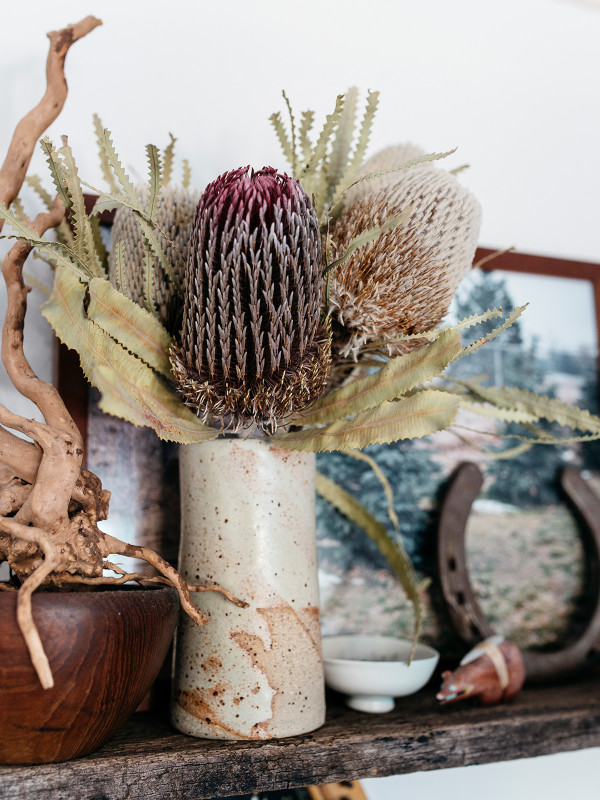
[{"xmin": 437, "ymin": 463, "xmax": 600, "ymax": 683}]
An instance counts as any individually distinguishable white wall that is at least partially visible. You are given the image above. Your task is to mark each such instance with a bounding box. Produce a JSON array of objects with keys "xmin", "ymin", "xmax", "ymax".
[{"xmin": 1, "ymin": 1, "xmax": 599, "ymax": 796}]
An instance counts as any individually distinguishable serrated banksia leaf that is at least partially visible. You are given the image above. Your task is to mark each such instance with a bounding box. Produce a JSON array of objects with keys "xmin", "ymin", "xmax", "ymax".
[
  {"xmin": 108, "ymin": 185, "xmax": 199, "ymax": 332},
  {"xmin": 171, "ymin": 166, "xmax": 331, "ymax": 433},
  {"xmin": 330, "ymin": 149, "xmax": 481, "ymax": 359}
]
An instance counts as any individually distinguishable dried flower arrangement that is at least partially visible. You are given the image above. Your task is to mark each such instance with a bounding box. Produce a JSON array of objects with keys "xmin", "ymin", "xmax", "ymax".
[{"xmin": 2, "ymin": 16, "xmax": 600, "ymax": 690}]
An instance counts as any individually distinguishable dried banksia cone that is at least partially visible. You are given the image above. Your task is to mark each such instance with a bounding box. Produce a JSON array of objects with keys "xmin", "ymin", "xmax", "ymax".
[
  {"xmin": 345, "ymin": 142, "xmax": 427, "ymax": 204},
  {"xmin": 170, "ymin": 166, "xmax": 331, "ymax": 433},
  {"xmin": 330, "ymin": 153, "xmax": 481, "ymax": 359},
  {"xmin": 108, "ymin": 186, "xmax": 199, "ymax": 333}
]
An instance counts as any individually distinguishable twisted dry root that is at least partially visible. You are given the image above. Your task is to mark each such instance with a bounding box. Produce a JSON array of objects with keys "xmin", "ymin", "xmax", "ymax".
[
  {"xmin": 102, "ymin": 534, "xmax": 249, "ymax": 627},
  {"xmin": 56, "ymin": 569, "xmax": 249, "ymax": 605},
  {"xmin": 1, "ymin": 526, "xmax": 249, "ymax": 688},
  {"xmin": 58, "ymin": 560, "xmax": 249, "ymax": 608},
  {"xmin": 0, "ymin": 518, "xmax": 61, "ymax": 689}
]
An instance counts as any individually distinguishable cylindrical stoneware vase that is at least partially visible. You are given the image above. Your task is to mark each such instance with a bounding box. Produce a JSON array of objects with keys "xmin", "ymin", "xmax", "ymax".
[{"xmin": 171, "ymin": 438, "xmax": 325, "ymax": 740}]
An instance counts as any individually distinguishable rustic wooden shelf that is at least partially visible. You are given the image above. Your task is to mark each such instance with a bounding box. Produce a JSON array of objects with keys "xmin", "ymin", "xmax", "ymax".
[{"xmin": 2, "ymin": 676, "xmax": 600, "ymax": 800}]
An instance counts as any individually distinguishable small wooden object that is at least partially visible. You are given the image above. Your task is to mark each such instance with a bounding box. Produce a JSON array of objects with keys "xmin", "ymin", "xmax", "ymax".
[{"xmin": 0, "ymin": 585, "xmax": 178, "ymax": 764}]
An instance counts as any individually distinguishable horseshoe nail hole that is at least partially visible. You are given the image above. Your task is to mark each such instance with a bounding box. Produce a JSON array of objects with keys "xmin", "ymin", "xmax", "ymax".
[
  {"xmin": 456, "ymin": 591, "xmax": 465, "ymax": 605},
  {"xmin": 448, "ymin": 557, "xmax": 457, "ymax": 571}
]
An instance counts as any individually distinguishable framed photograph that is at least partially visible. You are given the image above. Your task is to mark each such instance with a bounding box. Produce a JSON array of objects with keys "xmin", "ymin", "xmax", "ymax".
[{"xmin": 317, "ymin": 249, "xmax": 600, "ymax": 652}]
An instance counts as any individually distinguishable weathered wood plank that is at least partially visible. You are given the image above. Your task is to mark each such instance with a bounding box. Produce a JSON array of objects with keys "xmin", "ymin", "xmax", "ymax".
[{"xmin": 2, "ymin": 678, "xmax": 600, "ymax": 800}]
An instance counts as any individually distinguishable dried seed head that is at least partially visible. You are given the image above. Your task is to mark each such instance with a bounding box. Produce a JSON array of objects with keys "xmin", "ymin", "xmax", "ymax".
[
  {"xmin": 170, "ymin": 166, "xmax": 331, "ymax": 433},
  {"xmin": 345, "ymin": 142, "xmax": 427, "ymax": 204},
  {"xmin": 108, "ymin": 186, "xmax": 199, "ymax": 333},
  {"xmin": 330, "ymin": 152, "xmax": 481, "ymax": 358}
]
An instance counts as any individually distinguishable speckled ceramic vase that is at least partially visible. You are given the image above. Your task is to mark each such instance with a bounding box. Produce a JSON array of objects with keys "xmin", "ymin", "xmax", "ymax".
[{"xmin": 170, "ymin": 438, "xmax": 325, "ymax": 740}]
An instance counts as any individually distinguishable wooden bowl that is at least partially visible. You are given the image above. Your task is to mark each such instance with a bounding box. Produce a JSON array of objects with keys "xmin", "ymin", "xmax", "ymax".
[{"xmin": 0, "ymin": 585, "xmax": 179, "ymax": 764}]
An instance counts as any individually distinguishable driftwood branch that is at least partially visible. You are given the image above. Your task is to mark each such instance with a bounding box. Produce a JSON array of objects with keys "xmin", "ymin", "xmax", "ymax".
[
  {"xmin": 103, "ymin": 534, "xmax": 249, "ymax": 627},
  {"xmin": 0, "ymin": 15, "xmax": 247, "ymax": 690},
  {"xmin": 1, "ymin": 199, "xmax": 84, "ymax": 531},
  {"xmin": 0, "ymin": 15, "xmax": 102, "ymax": 229},
  {"xmin": 0, "ymin": 425, "xmax": 42, "ymax": 484}
]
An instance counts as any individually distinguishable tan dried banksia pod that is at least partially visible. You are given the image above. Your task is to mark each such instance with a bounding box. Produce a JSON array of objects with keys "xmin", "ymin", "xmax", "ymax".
[
  {"xmin": 108, "ymin": 185, "xmax": 199, "ymax": 333},
  {"xmin": 170, "ymin": 166, "xmax": 331, "ymax": 433},
  {"xmin": 344, "ymin": 142, "xmax": 427, "ymax": 204},
  {"xmin": 330, "ymin": 149, "xmax": 481, "ymax": 359}
]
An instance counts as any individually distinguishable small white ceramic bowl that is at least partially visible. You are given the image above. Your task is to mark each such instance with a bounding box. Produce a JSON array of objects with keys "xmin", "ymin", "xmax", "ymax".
[{"xmin": 322, "ymin": 634, "xmax": 440, "ymax": 713}]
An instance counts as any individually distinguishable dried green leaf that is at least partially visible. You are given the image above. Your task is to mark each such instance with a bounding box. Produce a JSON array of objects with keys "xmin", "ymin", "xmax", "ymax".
[
  {"xmin": 484, "ymin": 442, "xmax": 534, "ymax": 460},
  {"xmin": 182, "ymin": 159, "xmax": 192, "ymax": 189},
  {"xmin": 59, "ymin": 139, "xmax": 103, "ymax": 276},
  {"xmin": 88, "ymin": 214, "xmax": 108, "ymax": 274},
  {"xmin": 277, "ymin": 389, "xmax": 459, "ymax": 452},
  {"xmin": 137, "ymin": 212, "xmax": 179, "ymax": 289},
  {"xmin": 142, "ymin": 242, "xmax": 158, "ymax": 317},
  {"xmin": 145, "ymin": 143, "xmax": 163, "ymax": 222},
  {"xmin": 453, "ymin": 422, "xmax": 600, "ymax": 446},
  {"xmin": 270, "ymin": 111, "xmax": 295, "ymax": 172},
  {"xmin": 315, "ymin": 471, "xmax": 423, "ymax": 649},
  {"xmin": 291, "ymin": 329, "xmax": 462, "ymax": 427},
  {"xmin": 161, "ymin": 133, "xmax": 176, "ymax": 188},
  {"xmin": 282, "ymin": 90, "xmax": 298, "ymax": 176},
  {"xmin": 301, "ymin": 94, "xmax": 344, "ymax": 181},
  {"xmin": 39, "ymin": 137, "xmax": 71, "ymax": 213},
  {"xmin": 93, "ymin": 114, "xmax": 120, "ymax": 194},
  {"xmin": 0, "ymin": 203, "xmax": 91, "ymax": 279},
  {"xmin": 25, "ymin": 174, "xmax": 54, "ymax": 210},
  {"xmin": 457, "ymin": 306, "xmax": 527, "ymax": 359},
  {"xmin": 299, "ymin": 110, "xmax": 315, "ymax": 164},
  {"xmin": 364, "ymin": 307, "xmax": 507, "ymax": 349},
  {"xmin": 473, "ymin": 247, "xmax": 514, "ymax": 270},
  {"xmin": 114, "ymin": 240, "xmax": 128, "ymax": 296},
  {"xmin": 98, "ymin": 128, "xmax": 141, "ymax": 209},
  {"xmin": 330, "ymin": 89, "xmax": 379, "ymax": 211},
  {"xmin": 89, "ymin": 192, "xmax": 124, "ymax": 216},
  {"xmin": 9, "ymin": 196, "xmax": 27, "ymax": 224},
  {"xmin": 312, "ymin": 160, "xmax": 329, "ymax": 224},
  {"xmin": 87, "ymin": 277, "xmax": 172, "ymax": 377},
  {"xmin": 92, "ymin": 363, "xmax": 219, "ymax": 443},
  {"xmin": 457, "ymin": 396, "xmax": 539, "ymax": 424},
  {"xmin": 455, "ymin": 380, "xmax": 600, "ymax": 435},
  {"xmin": 42, "ymin": 268, "xmax": 217, "ymax": 443},
  {"xmin": 346, "ymin": 449, "xmax": 400, "ymax": 534},
  {"xmin": 328, "ymin": 86, "xmax": 359, "ymax": 201}
]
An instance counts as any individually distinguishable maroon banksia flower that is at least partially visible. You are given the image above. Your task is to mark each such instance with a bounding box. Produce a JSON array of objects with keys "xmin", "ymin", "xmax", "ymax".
[{"xmin": 170, "ymin": 166, "xmax": 331, "ymax": 433}]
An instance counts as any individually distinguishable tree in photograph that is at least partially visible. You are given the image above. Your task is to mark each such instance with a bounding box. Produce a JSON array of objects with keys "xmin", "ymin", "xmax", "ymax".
[
  {"xmin": 578, "ymin": 364, "xmax": 600, "ymax": 471},
  {"xmin": 316, "ymin": 440, "xmax": 442, "ymax": 574},
  {"xmin": 450, "ymin": 270, "xmax": 565, "ymax": 506}
]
